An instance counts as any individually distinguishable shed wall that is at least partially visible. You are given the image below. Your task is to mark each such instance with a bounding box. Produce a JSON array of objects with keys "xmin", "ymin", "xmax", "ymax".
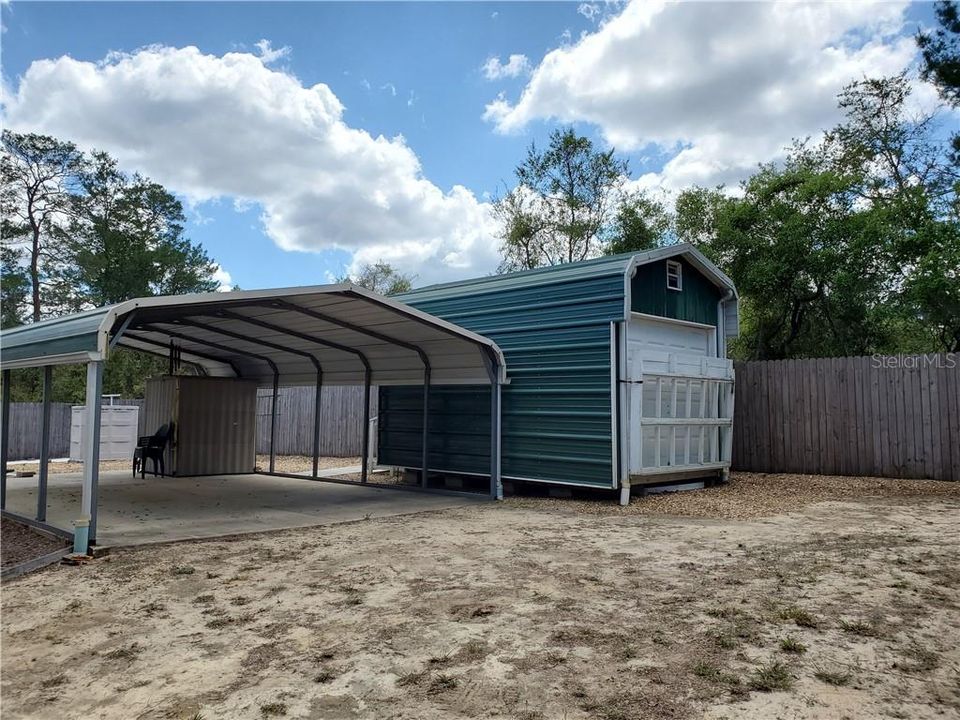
[
  {"xmin": 379, "ymin": 269, "xmax": 627, "ymax": 487},
  {"xmin": 632, "ymin": 257, "xmax": 722, "ymax": 326}
]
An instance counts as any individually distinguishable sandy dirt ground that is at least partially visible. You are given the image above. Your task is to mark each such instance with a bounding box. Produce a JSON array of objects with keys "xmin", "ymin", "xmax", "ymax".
[{"xmin": 1, "ymin": 473, "xmax": 958, "ymax": 720}]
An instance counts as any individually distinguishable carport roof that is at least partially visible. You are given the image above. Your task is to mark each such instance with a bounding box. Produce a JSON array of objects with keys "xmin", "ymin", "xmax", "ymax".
[{"xmin": 0, "ymin": 284, "xmax": 506, "ymax": 386}]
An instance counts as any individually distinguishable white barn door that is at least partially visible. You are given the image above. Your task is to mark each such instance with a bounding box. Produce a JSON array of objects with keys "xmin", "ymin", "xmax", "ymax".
[{"xmin": 626, "ymin": 314, "xmax": 734, "ymax": 477}]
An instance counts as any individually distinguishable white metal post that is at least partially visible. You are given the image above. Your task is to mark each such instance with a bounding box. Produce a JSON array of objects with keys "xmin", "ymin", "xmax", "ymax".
[
  {"xmin": 77, "ymin": 361, "xmax": 103, "ymax": 553},
  {"xmin": 0, "ymin": 369, "xmax": 9, "ymax": 510},
  {"xmin": 38, "ymin": 366, "xmax": 52, "ymax": 521}
]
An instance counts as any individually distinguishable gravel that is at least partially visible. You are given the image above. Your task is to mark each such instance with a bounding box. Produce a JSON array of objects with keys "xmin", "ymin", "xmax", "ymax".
[
  {"xmin": 507, "ymin": 472, "xmax": 960, "ymax": 519},
  {"xmin": 1, "ymin": 517, "xmax": 68, "ymax": 569}
]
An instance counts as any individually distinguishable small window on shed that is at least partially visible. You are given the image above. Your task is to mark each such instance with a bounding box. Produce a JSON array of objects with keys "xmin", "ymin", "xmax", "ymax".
[{"xmin": 666, "ymin": 260, "xmax": 682, "ymax": 291}]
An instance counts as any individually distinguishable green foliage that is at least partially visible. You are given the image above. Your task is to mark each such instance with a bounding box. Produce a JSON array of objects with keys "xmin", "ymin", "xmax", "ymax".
[
  {"xmin": 66, "ymin": 151, "xmax": 219, "ymax": 305},
  {"xmin": 918, "ymin": 1, "xmax": 960, "ymax": 107},
  {"xmin": 1, "ymin": 131, "xmax": 85, "ymax": 322},
  {"xmin": 338, "ymin": 260, "xmax": 414, "ymax": 295},
  {"xmin": 2, "ymin": 132, "xmax": 223, "ymax": 400},
  {"xmin": 602, "ymin": 191, "xmax": 673, "ymax": 255},
  {"xmin": 495, "ymin": 128, "xmax": 631, "ymax": 271},
  {"xmin": 681, "ymin": 75, "xmax": 960, "ymax": 358}
]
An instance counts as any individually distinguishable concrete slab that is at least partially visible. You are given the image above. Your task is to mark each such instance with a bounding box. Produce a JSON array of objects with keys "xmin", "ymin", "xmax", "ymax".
[{"xmin": 3, "ymin": 470, "xmax": 483, "ymax": 547}]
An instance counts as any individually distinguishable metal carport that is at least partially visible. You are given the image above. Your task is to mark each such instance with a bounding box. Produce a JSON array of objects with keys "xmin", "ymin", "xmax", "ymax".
[{"xmin": 0, "ymin": 284, "xmax": 506, "ymax": 553}]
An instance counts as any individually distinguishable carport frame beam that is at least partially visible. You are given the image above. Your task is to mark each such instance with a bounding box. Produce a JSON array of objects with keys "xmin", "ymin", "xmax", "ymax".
[
  {"xmin": 1, "ymin": 368, "xmax": 9, "ymax": 510},
  {"xmin": 38, "ymin": 365, "xmax": 52, "ymax": 521},
  {"xmin": 77, "ymin": 360, "xmax": 103, "ymax": 552}
]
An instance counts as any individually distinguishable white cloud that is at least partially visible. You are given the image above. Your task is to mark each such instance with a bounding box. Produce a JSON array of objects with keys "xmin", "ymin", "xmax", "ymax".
[
  {"xmin": 211, "ymin": 265, "xmax": 233, "ymax": 292},
  {"xmin": 481, "ymin": 54, "xmax": 531, "ymax": 81},
  {"xmin": 3, "ymin": 45, "xmax": 500, "ymax": 285},
  {"xmin": 253, "ymin": 39, "xmax": 290, "ymax": 65},
  {"xmin": 486, "ymin": 0, "xmax": 924, "ymax": 190},
  {"xmin": 380, "ymin": 82, "xmax": 397, "ymax": 97}
]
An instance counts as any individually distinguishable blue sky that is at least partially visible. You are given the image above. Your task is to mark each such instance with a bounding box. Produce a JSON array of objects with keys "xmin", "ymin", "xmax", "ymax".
[{"xmin": 1, "ymin": 1, "xmax": 943, "ymax": 290}]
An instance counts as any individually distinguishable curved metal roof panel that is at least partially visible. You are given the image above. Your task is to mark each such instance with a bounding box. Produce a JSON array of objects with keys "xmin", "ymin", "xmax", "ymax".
[{"xmin": 0, "ymin": 285, "xmax": 506, "ymax": 386}]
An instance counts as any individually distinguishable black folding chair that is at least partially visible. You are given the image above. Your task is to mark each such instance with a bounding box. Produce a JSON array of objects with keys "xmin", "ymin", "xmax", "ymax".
[{"xmin": 132, "ymin": 423, "xmax": 175, "ymax": 478}]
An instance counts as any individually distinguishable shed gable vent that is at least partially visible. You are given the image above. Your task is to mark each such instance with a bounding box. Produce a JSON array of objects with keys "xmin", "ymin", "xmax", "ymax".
[{"xmin": 666, "ymin": 260, "xmax": 682, "ymax": 291}]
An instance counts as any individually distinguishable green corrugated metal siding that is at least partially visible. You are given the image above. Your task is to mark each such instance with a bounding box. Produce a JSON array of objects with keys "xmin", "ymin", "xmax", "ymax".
[
  {"xmin": 379, "ymin": 257, "xmax": 633, "ymax": 487},
  {"xmin": 631, "ymin": 257, "xmax": 722, "ymax": 326}
]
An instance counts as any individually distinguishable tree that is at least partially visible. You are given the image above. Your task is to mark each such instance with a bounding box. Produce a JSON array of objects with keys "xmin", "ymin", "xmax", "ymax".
[
  {"xmin": 338, "ymin": 261, "xmax": 414, "ymax": 295},
  {"xmin": 1, "ymin": 135, "xmax": 225, "ymax": 401},
  {"xmin": 0, "ymin": 245, "xmax": 29, "ymax": 327},
  {"xmin": 1, "ymin": 131, "xmax": 84, "ymax": 321},
  {"xmin": 66, "ymin": 151, "xmax": 219, "ymax": 306},
  {"xmin": 495, "ymin": 128, "xmax": 628, "ymax": 271},
  {"xmin": 918, "ymin": 1, "xmax": 960, "ymax": 106},
  {"xmin": 684, "ymin": 75, "xmax": 960, "ymax": 358},
  {"xmin": 602, "ymin": 191, "xmax": 673, "ymax": 255},
  {"xmin": 918, "ymin": 0, "xmax": 960, "ymax": 169}
]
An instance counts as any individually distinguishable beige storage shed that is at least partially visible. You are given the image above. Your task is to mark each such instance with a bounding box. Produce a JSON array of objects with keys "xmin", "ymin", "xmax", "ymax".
[{"xmin": 143, "ymin": 376, "xmax": 258, "ymax": 476}]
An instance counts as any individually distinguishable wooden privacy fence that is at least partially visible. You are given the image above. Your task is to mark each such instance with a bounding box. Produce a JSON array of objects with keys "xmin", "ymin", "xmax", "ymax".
[
  {"xmin": 256, "ymin": 385, "xmax": 374, "ymax": 457},
  {"xmin": 6, "ymin": 389, "xmax": 370, "ymax": 461},
  {"xmin": 732, "ymin": 354, "xmax": 960, "ymax": 481},
  {"xmin": 5, "ymin": 398, "xmax": 145, "ymax": 461}
]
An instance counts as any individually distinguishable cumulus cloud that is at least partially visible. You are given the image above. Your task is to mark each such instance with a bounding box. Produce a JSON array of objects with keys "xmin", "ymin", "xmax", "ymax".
[
  {"xmin": 485, "ymin": 0, "xmax": 924, "ymax": 190},
  {"xmin": 211, "ymin": 265, "xmax": 233, "ymax": 292},
  {"xmin": 2, "ymin": 45, "xmax": 499, "ymax": 284},
  {"xmin": 254, "ymin": 39, "xmax": 290, "ymax": 64},
  {"xmin": 481, "ymin": 54, "xmax": 531, "ymax": 80}
]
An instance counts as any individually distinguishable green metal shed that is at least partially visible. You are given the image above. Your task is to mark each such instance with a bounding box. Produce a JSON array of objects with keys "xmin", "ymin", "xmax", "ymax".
[{"xmin": 378, "ymin": 243, "xmax": 739, "ymax": 502}]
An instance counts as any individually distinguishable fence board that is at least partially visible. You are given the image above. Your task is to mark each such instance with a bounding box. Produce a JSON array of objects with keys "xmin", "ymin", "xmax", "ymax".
[
  {"xmin": 4, "ymin": 388, "xmax": 368, "ymax": 461},
  {"xmin": 255, "ymin": 385, "xmax": 373, "ymax": 457},
  {"xmin": 732, "ymin": 354, "xmax": 959, "ymax": 480}
]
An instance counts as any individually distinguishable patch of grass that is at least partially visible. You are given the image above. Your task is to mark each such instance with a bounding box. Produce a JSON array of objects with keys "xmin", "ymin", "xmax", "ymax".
[
  {"xmin": 747, "ymin": 661, "xmax": 794, "ymax": 692},
  {"xmin": 396, "ymin": 670, "xmax": 428, "ymax": 688},
  {"xmin": 260, "ymin": 702, "xmax": 287, "ymax": 717},
  {"xmin": 192, "ymin": 594, "xmax": 215, "ymax": 604},
  {"xmin": 712, "ymin": 632, "xmax": 738, "ymax": 650},
  {"xmin": 205, "ymin": 617, "xmax": 232, "ymax": 629},
  {"xmin": 40, "ymin": 674, "xmax": 68, "ymax": 689},
  {"xmin": 706, "ymin": 605, "xmax": 744, "ymax": 620},
  {"xmin": 314, "ymin": 669, "xmax": 336, "ymax": 684},
  {"xmin": 171, "ymin": 565, "xmax": 196, "ymax": 576},
  {"xmin": 779, "ymin": 636, "xmax": 807, "ymax": 654},
  {"xmin": 427, "ymin": 673, "xmax": 459, "ymax": 694},
  {"xmin": 141, "ymin": 600, "xmax": 166, "ymax": 616},
  {"xmin": 839, "ymin": 619, "xmax": 880, "ymax": 637},
  {"xmin": 103, "ymin": 643, "xmax": 143, "ymax": 661},
  {"xmin": 814, "ymin": 667, "xmax": 852, "ymax": 686},
  {"xmin": 188, "ymin": 713, "xmax": 205, "ymax": 720},
  {"xmin": 693, "ymin": 661, "xmax": 723, "ymax": 681},
  {"xmin": 895, "ymin": 644, "xmax": 939, "ymax": 673},
  {"xmin": 778, "ymin": 605, "xmax": 819, "ymax": 629},
  {"xmin": 692, "ymin": 660, "xmax": 740, "ymax": 686}
]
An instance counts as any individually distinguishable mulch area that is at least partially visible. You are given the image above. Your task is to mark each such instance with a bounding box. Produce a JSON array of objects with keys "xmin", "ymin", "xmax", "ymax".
[
  {"xmin": 507, "ymin": 471, "xmax": 960, "ymax": 519},
  {"xmin": 1, "ymin": 517, "xmax": 68, "ymax": 570}
]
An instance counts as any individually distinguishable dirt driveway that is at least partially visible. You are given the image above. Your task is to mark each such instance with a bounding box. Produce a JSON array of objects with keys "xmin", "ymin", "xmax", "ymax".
[{"xmin": 2, "ymin": 474, "xmax": 959, "ymax": 720}]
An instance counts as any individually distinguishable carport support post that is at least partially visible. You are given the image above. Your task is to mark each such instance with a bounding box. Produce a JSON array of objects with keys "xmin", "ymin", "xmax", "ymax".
[
  {"xmin": 1, "ymin": 368, "xmax": 10, "ymax": 510},
  {"xmin": 37, "ymin": 366, "xmax": 52, "ymax": 521},
  {"xmin": 312, "ymin": 371, "xmax": 323, "ymax": 478},
  {"xmin": 361, "ymin": 367, "xmax": 371, "ymax": 483},
  {"xmin": 490, "ymin": 375, "xmax": 502, "ymax": 500},
  {"xmin": 269, "ymin": 373, "xmax": 279, "ymax": 473},
  {"xmin": 76, "ymin": 360, "xmax": 103, "ymax": 553},
  {"xmin": 421, "ymin": 367, "xmax": 430, "ymax": 488}
]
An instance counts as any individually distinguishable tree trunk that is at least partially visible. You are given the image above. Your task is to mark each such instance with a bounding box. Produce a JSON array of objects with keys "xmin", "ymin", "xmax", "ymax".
[{"xmin": 30, "ymin": 223, "xmax": 41, "ymax": 323}]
